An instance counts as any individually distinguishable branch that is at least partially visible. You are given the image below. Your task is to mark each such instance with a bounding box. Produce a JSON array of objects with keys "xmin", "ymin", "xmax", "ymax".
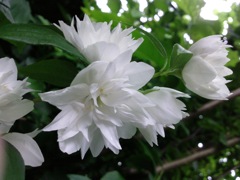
[
  {"xmin": 184, "ymin": 87, "xmax": 240, "ymax": 120},
  {"xmin": 156, "ymin": 137, "xmax": 240, "ymax": 172}
]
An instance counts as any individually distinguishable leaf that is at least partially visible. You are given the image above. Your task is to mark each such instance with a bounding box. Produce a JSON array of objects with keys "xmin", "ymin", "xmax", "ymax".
[
  {"xmin": 2, "ymin": 140, "xmax": 25, "ymax": 180},
  {"xmin": 0, "ymin": 11, "xmax": 11, "ymax": 25},
  {"xmin": 0, "ymin": 24, "xmax": 86, "ymax": 61},
  {"xmin": 169, "ymin": 43, "xmax": 193, "ymax": 77},
  {"xmin": 107, "ymin": 0, "xmax": 121, "ymax": 13},
  {"xmin": 131, "ymin": 28, "xmax": 167, "ymax": 68},
  {"xmin": 10, "ymin": 0, "xmax": 32, "ymax": 23},
  {"xmin": 19, "ymin": 60, "xmax": 79, "ymax": 87},
  {"xmin": 68, "ymin": 174, "xmax": 91, "ymax": 180},
  {"xmin": 136, "ymin": 27, "xmax": 167, "ymax": 59},
  {"xmin": 100, "ymin": 171, "xmax": 125, "ymax": 180}
]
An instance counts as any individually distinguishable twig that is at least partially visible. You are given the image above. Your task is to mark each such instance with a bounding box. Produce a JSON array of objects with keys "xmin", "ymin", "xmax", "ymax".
[
  {"xmin": 184, "ymin": 88, "xmax": 240, "ymax": 120},
  {"xmin": 156, "ymin": 137, "xmax": 240, "ymax": 172}
]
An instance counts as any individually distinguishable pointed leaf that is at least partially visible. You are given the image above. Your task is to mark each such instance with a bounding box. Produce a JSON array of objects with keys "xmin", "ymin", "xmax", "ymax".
[{"xmin": 0, "ymin": 24, "xmax": 86, "ymax": 61}]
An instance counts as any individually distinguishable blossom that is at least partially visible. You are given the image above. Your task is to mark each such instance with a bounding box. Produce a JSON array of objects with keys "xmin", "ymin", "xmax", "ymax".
[
  {"xmin": 0, "ymin": 57, "xmax": 33, "ymax": 126},
  {"xmin": 0, "ymin": 57, "xmax": 44, "ymax": 167},
  {"xmin": 182, "ymin": 35, "xmax": 233, "ymax": 100},
  {"xmin": 40, "ymin": 51, "xmax": 155, "ymax": 158},
  {"xmin": 139, "ymin": 87, "xmax": 189, "ymax": 145},
  {"xmin": 56, "ymin": 15, "xmax": 143, "ymax": 62}
]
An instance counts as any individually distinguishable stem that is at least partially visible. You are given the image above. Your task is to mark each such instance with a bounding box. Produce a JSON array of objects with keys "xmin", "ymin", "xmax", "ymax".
[{"xmin": 153, "ymin": 69, "xmax": 177, "ymax": 78}]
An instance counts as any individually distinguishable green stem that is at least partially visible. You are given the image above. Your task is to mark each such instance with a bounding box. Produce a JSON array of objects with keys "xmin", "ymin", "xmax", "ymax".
[{"xmin": 153, "ymin": 69, "xmax": 176, "ymax": 78}]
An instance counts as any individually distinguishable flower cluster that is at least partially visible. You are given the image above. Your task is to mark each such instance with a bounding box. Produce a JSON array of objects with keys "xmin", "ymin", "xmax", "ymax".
[
  {"xmin": 0, "ymin": 15, "xmax": 233, "ymax": 162},
  {"xmin": 0, "ymin": 57, "xmax": 44, "ymax": 167},
  {"xmin": 40, "ymin": 15, "xmax": 190, "ymax": 158}
]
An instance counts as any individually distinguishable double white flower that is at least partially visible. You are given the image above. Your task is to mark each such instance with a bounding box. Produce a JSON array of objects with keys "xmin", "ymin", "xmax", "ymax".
[
  {"xmin": 182, "ymin": 35, "xmax": 232, "ymax": 100},
  {"xmin": 40, "ymin": 51, "xmax": 155, "ymax": 157},
  {"xmin": 0, "ymin": 57, "xmax": 44, "ymax": 167},
  {"xmin": 56, "ymin": 15, "xmax": 143, "ymax": 62},
  {"xmin": 40, "ymin": 15, "xmax": 189, "ymax": 157}
]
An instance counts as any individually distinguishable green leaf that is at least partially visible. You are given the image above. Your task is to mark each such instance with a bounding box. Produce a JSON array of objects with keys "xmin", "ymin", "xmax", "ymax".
[
  {"xmin": 19, "ymin": 60, "xmax": 79, "ymax": 87},
  {"xmin": 0, "ymin": 11, "xmax": 11, "ymax": 25},
  {"xmin": 82, "ymin": 8, "xmax": 133, "ymax": 25},
  {"xmin": 10, "ymin": 0, "xmax": 32, "ymax": 23},
  {"xmin": 136, "ymin": 27, "xmax": 167, "ymax": 59},
  {"xmin": 132, "ymin": 29, "xmax": 167, "ymax": 68},
  {"xmin": 169, "ymin": 43, "xmax": 193, "ymax": 77},
  {"xmin": 68, "ymin": 174, "xmax": 91, "ymax": 180},
  {"xmin": 101, "ymin": 171, "xmax": 125, "ymax": 180},
  {"xmin": 2, "ymin": 140, "xmax": 25, "ymax": 180},
  {"xmin": 107, "ymin": 0, "xmax": 121, "ymax": 13},
  {"xmin": 0, "ymin": 24, "xmax": 86, "ymax": 61}
]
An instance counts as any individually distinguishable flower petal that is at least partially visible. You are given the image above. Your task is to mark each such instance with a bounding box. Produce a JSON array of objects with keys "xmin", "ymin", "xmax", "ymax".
[
  {"xmin": 0, "ymin": 100, "xmax": 33, "ymax": 122},
  {"xmin": 124, "ymin": 61, "xmax": 154, "ymax": 89},
  {"xmin": 2, "ymin": 132, "xmax": 44, "ymax": 167}
]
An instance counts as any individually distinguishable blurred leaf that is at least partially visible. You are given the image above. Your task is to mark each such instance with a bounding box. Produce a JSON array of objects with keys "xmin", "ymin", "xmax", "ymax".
[
  {"xmin": 19, "ymin": 60, "xmax": 78, "ymax": 87},
  {"xmin": 174, "ymin": 0, "xmax": 204, "ymax": 21},
  {"xmin": 3, "ymin": 140, "xmax": 25, "ymax": 180},
  {"xmin": 0, "ymin": 24, "xmax": 86, "ymax": 61},
  {"xmin": 154, "ymin": 0, "xmax": 168, "ymax": 12},
  {"xmin": 10, "ymin": 0, "xmax": 32, "ymax": 23},
  {"xmin": 82, "ymin": 8, "xmax": 133, "ymax": 25},
  {"xmin": 68, "ymin": 174, "xmax": 91, "ymax": 180},
  {"xmin": 107, "ymin": 0, "xmax": 121, "ymax": 13},
  {"xmin": 198, "ymin": 118, "xmax": 225, "ymax": 133},
  {"xmin": 219, "ymin": 133, "xmax": 227, "ymax": 146},
  {"xmin": 100, "ymin": 171, "xmax": 125, "ymax": 180},
  {"xmin": 226, "ymin": 49, "xmax": 239, "ymax": 67}
]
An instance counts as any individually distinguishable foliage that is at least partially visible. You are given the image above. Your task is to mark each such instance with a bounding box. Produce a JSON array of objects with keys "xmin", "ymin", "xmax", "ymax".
[{"xmin": 0, "ymin": 0, "xmax": 240, "ymax": 179}]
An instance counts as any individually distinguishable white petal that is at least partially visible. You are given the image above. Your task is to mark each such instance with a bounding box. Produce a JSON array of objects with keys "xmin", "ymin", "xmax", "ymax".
[
  {"xmin": 0, "ymin": 99, "xmax": 33, "ymax": 122},
  {"xmin": 84, "ymin": 42, "xmax": 120, "ymax": 62},
  {"xmin": 89, "ymin": 129, "xmax": 105, "ymax": 157},
  {"xmin": 58, "ymin": 133, "xmax": 83, "ymax": 154},
  {"xmin": 117, "ymin": 124, "xmax": 136, "ymax": 139},
  {"xmin": 0, "ymin": 57, "xmax": 17, "ymax": 83},
  {"xmin": 43, "ymin": 104, "xmax": 81, "ymax": 131},
  {"xmin": 71, "ymin": 61, "xmax": 107, "ymax": 85},
  {"xmin": 40, "ymin": 84, "xmax": 89, "ymax": 107},
  {"xmin": 2, "ymin": 133, "xmax": 44, "ymax": 167},
  {"xmin": 182, "ymin": 56, "xmax": 217, "ymax": 85},
  {"xmin": 124, "ymin": 62, "xmax": 154, "ymax": 89},
  {"xmin": 139, "ymin": 126, "xmax": 158, "ymax": 146},
  {"xmin": 97, "ymin": 122, "xmax": 121, "ymax": 150}
]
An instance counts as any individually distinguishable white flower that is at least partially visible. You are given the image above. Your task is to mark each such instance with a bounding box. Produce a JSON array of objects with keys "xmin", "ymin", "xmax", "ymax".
[
  {"xmin": 0, "ymin": 57, "xmax": 44, "ymax": 167},
  {"xmin": 0, "ymin": 57, "xmax": 34, "ymax": 126},
  {"xmin": 40, "ymin": 51, "xmax": 155, "ymax": 158},
  {"xmin": 182, "ymin": 35, "xmax": 233, "ymax": 100},
  {"xmin": 1, "ymin": 130, "xmax": 44, "ymax": 167},
  {"xmin": 56, "ymin": 15, "xmax": 143, "ymax": 62},
  {"xmin": 137, "ymin": 87, "xmax": 189, "ymax": 145}
]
